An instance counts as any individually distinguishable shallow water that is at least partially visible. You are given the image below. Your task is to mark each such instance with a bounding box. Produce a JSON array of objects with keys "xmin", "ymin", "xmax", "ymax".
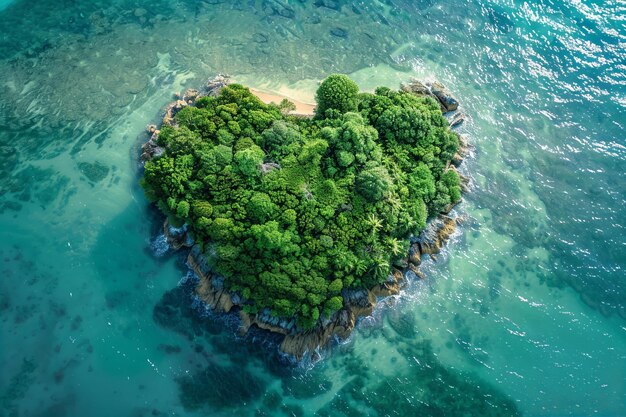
[{"xmin": 0, "ymin": 1, "xmax": 624, "ymax": 416}]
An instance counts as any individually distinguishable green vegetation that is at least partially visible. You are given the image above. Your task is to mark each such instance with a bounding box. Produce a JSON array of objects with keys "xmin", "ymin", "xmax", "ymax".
[
  {"xmin": 315, "ymin": 74, "xmax": 360, "ymax": 119},
  {"xmin": 142, "ymin": 75, "xmax": 460, "ymax": 329}
]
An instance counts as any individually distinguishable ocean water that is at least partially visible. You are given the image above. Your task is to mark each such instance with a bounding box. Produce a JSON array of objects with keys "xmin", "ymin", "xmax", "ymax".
[{"xmin": 0, "ymin": 0, "xmax": 624, "ymax": 416}]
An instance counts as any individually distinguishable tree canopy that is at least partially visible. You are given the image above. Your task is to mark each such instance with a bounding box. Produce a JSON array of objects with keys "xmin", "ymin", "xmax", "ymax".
[{"xmin": 141, "ymin": 75, "xmax": 461, "ymax": 329}]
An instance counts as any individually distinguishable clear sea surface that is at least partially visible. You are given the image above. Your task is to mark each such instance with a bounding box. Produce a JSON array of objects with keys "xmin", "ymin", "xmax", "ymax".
[{"xmin": 0, "ymin": 1, "xmax": 624, "ymax": 416}]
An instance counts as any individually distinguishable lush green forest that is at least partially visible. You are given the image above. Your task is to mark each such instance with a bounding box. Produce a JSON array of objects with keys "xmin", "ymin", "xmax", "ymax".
[{"xmin": 141, "ymin": 75, "xmax": 460, "ymax": 329}]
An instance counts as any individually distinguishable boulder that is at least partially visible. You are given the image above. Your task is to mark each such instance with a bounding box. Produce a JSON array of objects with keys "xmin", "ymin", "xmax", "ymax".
[
  {"xmin": 408, "ymin": 243, "xmax": 421, "ymax": 266},
  {"xmin": 163, "ymin": 220, "xmax": 193, "ymax": 250},
  {"xmin": 451, "ymin": 152, "xmax": 464, "ymax": 167},
  {"xmin": 140, "ymin": 133, "xmax": 164, "ymax": 161},
  {"xmin": 403, "ymin": 79, "xmax": 461, "ymax": 113},
  {"xmin": 447, "ymin": 111, "xmax": 466, "ymax": 127},
  {"xmin": 183, "ymin": 89, "xmax": 200, "ymax": 102},
  {"xmin": 206, "ymin": 74, "xmax": 230, "ymax": 97},
  {"xmin": 429, "ymin": 81, "xmax": 459, "ymax": 112},
  {"xmin": 372, "ymin": 269, "xmax": 404, "ymax": 297},
  {"xmin": 401, "ymin": 79, "xmax": 430, "ymax": 97},
  {"xmin": 414, "ymin": 215, "xmax": 457, "ymax": 255},
  {"xmin": 458, "ymin": 134, "xmax": 470, "ymax": 156}
]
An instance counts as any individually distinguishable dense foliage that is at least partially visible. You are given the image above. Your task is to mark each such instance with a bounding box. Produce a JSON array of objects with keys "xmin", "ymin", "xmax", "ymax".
[{"xmin": 142, "ymin": 75, "xmax": 461, "ymax": 329}]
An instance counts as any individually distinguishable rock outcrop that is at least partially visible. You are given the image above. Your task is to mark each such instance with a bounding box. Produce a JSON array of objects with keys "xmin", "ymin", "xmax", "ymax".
[
  {"xmin": 141, "ymin": 125, "xmax": 164, "ymax": 161},
  {"xmin": 401, "ymin": 79, "xmax": 465, "ymax": 127},
  {"xmin": 412, "ymin": 215, "xmax": 458, "ymax": 256},
  {"xmin": 163, "ymin": 220, "xmax": 194, "ymax": 250},
  {"xmin": 141, "ymin": 75, "xmax": 230, "ymax": 162}
]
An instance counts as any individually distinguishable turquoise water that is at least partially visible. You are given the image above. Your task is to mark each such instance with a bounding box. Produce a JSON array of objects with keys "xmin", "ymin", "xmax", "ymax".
[
  {"xmin": 0, "ymin": 0, "xmax": 12, "ymax": 12},
  {"xmin": 0, "ymin": 0, "xmax": 624, "ymax": 416}
]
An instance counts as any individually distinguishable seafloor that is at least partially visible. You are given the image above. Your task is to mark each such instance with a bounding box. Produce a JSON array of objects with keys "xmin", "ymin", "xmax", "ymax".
[{"xmin": 0, "ymin": 1, "xmax": 624, "ymax": 416}]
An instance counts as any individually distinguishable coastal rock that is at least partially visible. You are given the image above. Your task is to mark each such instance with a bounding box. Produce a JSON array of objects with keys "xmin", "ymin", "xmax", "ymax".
[
  {"xmin": 401, "ymin": 80, "xmax": 430, "ymax": 97},
  {"xmin": 189, "ymin": 253, "xmax": 233, "ymax": 313},
  {"xmin": 414, "ymin": 268, "xmax": 426, "ymax": 280},
  {"xmin": 279, "ymin": 308, "xmax": 356, "ymax": 360},
  {"xmin": 414, "ymin": 215, "xmax": 457, "ymax": 256},
  {"xmin": 163, "ymin": 220, "xmax": 193, "ymax": 250},
  {"xmin": 408, "ymin": 243, "xmax": 422, "ymax": 266},
  {"xmin": 429, "ymin": 81, "xmax": 459, "ymax": 112},
  {"xmin": 449, "ymin": 165, "xmax": 470, "ymax": 188},
  {"xmin": 447, "ymin": 111, "xmax": 466, "ymax": 128},
  {"xmin": 458, "ymin": 134, "xmax": 470, "ymax": 156},
  {"xmin": 458, "ymin": 171, "xmax": 470, "ymax": 193},
  {"xmin": 206, "ymin": 74, "xmax": 230, "ymax": 97},
  {"xmin": 190, "ymin": 245, "xmax": 211, "ymax": 276},
  {"xmin": 196, "ymin": 276, "xmax": 233, "ymax": 313},
  {"xmin": 141, "ymin": 131, "xmax": 164, "ymax": 161},
  {"xmin": 342, "ymin": 288, "xmax": 376, "ymax": 310},
  {"xmin": 183, "ymin": 89, "xmax": 200, "ymax": 102},
  {"xmin": 371, "ymin": 269, "xmax": 404, "ymax": 297},
  {"xmin": 162, "ymin": 100, "xmax": 188, "ymax": 126},
  {"xmin": 451, "ymin": 152, "xmax": 464, "ymax": 167},
  {"xmin": 402, "ymin": 79, "xmax": 460, "ymax": 113}
]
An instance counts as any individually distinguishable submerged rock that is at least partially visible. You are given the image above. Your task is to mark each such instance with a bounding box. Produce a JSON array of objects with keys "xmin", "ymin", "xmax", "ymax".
[
  {"xmin": 77, "ymin": 161, "xmax": 109, "ymax": 183},
  {"xmin": 330, "ymin": 27, "xmax": 348, "ymax": 38}
]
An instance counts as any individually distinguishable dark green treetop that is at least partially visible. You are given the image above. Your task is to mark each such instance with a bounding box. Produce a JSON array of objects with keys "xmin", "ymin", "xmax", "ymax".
[{"xmin": 315, "ymin": 74, "xmax": 360, "ymax": 119}]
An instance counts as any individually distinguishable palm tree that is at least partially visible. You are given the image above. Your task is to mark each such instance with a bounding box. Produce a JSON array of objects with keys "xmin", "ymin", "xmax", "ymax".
[
  {"xmin": 386, "ymin": 193, "xmax": 402, "ymax": 214},
  {"xmin": 366, "ymin": 213, "xmax": 383, "ymax": 233},
  {"xmin": 385, "ymin": 237, "xmax": 403, "ymax": 257},
  {"xmin": 372, "ymin": 258, "xmax": 391, "ymax": 281},
  {"xmin": 354, "ymin": 259, "xmax": 368, "ymax": 276}
]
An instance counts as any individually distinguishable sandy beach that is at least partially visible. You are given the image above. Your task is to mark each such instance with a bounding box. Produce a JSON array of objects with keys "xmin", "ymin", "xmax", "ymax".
[{"xmin": 250, "ymin": 88, "xmax": 316, "ymax": 116}]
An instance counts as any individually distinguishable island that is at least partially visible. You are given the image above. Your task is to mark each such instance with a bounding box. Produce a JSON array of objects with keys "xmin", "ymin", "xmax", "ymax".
[{"xmin": 140, "ymin": 74, "xmax": 470, "ymax": 359}]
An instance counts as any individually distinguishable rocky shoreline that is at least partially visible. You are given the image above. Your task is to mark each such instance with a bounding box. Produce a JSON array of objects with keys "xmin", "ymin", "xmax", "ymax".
[{"xmin": 143, "ymin": 75, "xmax": 471, "ymax": 360}]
